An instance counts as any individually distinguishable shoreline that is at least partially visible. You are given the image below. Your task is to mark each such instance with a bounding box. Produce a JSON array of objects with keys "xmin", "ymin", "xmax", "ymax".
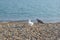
[
  {"xmin": 0, "ymin": 20, "xmax": 60, "ymax": 27},
  {"xmin": 0, "ymin": 20, "xmax": 60, "ymax": 23}
]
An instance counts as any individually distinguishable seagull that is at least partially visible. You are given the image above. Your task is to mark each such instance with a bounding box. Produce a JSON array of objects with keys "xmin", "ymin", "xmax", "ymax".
[
  {"xmin": 36, "ymin": 19, "xmax": 44, "ymax": 24},
  {"xmin": 28, "ymin": 19, "xmax": 34, "ymax": 26}
]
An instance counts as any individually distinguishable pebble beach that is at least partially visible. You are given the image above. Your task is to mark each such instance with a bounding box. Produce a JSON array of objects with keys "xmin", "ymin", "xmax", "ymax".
[{"xmin": 0, "ymin": 21, "xmax": 60, "ymax": 40}]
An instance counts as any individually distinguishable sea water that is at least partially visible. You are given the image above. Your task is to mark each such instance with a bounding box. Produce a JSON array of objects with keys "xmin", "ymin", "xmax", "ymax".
[{"xmin": 0, "ymin": 0, "xmax": 60, "ymax": 23}]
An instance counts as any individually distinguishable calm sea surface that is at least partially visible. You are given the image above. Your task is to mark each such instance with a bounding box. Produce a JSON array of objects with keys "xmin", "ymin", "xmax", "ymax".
[{"xmin": 0, "ymin": 0, "xmax": 60, "ymax": 23}]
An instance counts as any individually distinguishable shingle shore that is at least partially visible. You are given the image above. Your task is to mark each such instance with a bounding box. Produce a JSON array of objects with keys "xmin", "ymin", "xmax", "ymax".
[{"xmin": 0, "ymin": 22, "xmax": 60, "ymax": 40}]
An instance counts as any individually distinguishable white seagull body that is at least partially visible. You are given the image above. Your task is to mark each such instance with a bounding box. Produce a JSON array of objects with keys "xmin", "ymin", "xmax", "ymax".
[{"xmin": 28, "ymin": 19, "xmax": 34, "ymax": 26}]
